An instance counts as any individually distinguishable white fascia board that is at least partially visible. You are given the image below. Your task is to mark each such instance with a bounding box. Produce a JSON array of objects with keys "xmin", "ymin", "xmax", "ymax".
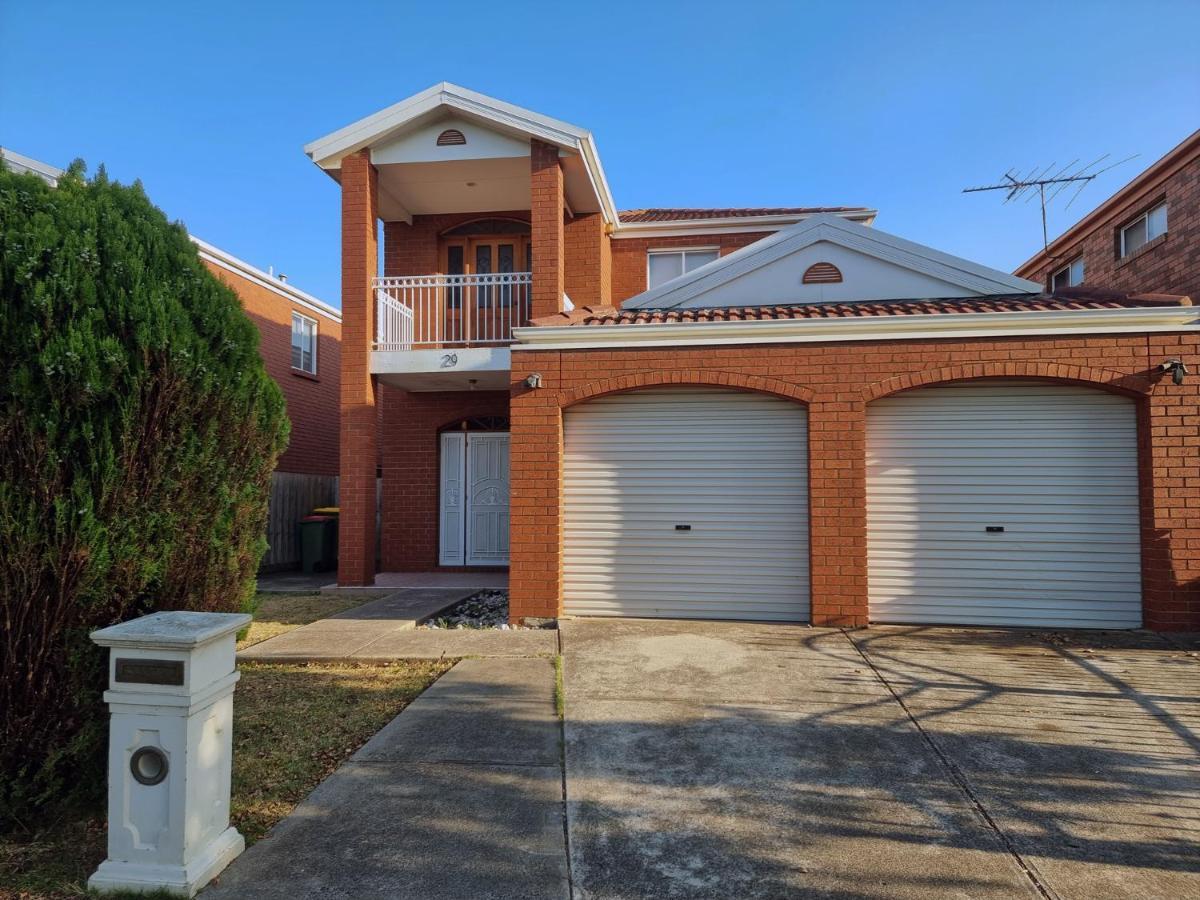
[
  {"xmin": 303, "ymin": 83, "xmax": 617, "ymax": 226},
  {"xmin": 1, "ymin": 147, "xmax": 64, "ymax": 185},
  {"xmin": 512, "ymin": 306, "xmax": 1199, "ymax": 351},
  {"xmin": 611, "ymin": 210, "xmax": 878, "ymax": 239},
  {"xmin": 191, "ymin": 236, "xmax": 341, "ymax": 322},
  {"xmin": 623, "ymin": 214, "xmax": 1042, "ymax": 310}
]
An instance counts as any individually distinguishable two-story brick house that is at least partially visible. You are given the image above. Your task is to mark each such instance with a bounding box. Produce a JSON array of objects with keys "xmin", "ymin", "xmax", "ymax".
[
  {"xmin": 1015, "ymin": 128, "xmax": 1200, "ymax": 304},
  {"xmin": 309, "ymin": 84, "xmax": 1199, "ymax": 631}
]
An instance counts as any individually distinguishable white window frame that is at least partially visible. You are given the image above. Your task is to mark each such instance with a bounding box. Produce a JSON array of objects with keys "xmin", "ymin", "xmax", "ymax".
[
  {"xmin": 291, "ymin": 312, "xmax": 318, "ymax": 375},
  {"xmin": 1119, "ymin": 201, "xmax": 1168, "ymax": 258},
  {"xmin": 1050, "ymin": 257, "xmax": 1085, "ymax": 291},
  {"xmin": 646, "ymin": 247, "xmax": 720, "ymax": 289}
]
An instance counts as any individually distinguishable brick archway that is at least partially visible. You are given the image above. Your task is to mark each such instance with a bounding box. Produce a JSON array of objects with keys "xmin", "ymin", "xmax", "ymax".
[
  {"xmin": 862, "ymin": 361, "xmax": 1153, "ymax": 403},
  {"xmin": 560, "ymin": 370, "xmax": 815, "ymax": 408}
]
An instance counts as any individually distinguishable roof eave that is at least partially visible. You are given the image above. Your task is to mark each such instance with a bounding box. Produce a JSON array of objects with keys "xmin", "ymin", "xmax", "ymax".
[
  {"xmin": 612, "ymin": 209, "xmax": 878, "ymax": 237},
  {"xmin": 513, "ymin": 304, "xmax": 1200, "ymax": 350}
]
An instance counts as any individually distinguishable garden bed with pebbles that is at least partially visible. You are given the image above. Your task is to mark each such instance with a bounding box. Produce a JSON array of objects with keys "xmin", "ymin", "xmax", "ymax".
[{"xmin": 422, "ymin": 589, "xmax": 545, "ymax": 630}]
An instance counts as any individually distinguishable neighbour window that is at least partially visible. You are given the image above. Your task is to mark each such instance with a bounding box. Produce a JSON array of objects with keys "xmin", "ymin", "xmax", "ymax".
[
  {"xmin": 291, "ymin": 312, "xmax": 317, "ymax": 375},
  {"xmin": 1050, "ymin": 257, "xmax": 1085, "ymax": 291},
  {"xmin": 1118, "ymin": 202, "xmax": 1167, "ymax": 258},
  {"xmin": 647, "ymin": 248, "xmax": 720, "ymax": 289}
]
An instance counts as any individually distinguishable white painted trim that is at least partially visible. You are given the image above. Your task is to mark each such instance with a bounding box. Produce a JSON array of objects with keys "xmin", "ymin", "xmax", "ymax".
[
  {"xmin": 290, "ymin": 311, "xmax": 318, "ymax": 375},
  {"xmin": 622, "ymin": 214, "xmax": 1043, "ymax": 310},
  {"xmin": 0, "ymin": 147, "xmax": 63, "ymax": 185},
  {"xmin": 191, "ymin": 237, "xmax": 341, "ymax": 322},
  {"xmin": 612, "ymin": 210, "xmax": 877, "ymax": 239},
  {"xmin": 513, "ymin": 305, "xmax": 1200, "ymax": 351},
  {"xmin": 303, "ymin": 82, "xmax": 618, "ymax": 226}
]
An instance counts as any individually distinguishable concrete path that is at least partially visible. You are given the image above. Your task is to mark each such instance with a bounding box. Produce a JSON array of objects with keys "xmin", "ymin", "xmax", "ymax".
[
  {"xmin": 561, "ymin": 619, "xmax": 1200, "ymax": 899},
  {"xmin": 237, "ymin": 588, "xmax": 481, "ymax": 662},
  {"xmin": 210, "ymin": 618, "xmax": 1199, "ymax": 899},
  {"xmin": 204, "ymin": 658, "xmax": 566, "ymax": 900}
]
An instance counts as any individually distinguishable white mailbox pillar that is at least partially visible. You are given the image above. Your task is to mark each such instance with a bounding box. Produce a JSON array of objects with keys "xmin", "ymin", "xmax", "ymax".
[{"xmin": 88, "ymin": 611, "xmax": 250, "ymax": 897}]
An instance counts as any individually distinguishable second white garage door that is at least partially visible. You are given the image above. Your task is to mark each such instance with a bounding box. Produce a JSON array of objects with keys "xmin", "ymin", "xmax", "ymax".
[
  {"xmin": 563, "ymin": 387, "xmax": 810, "ymax": 621},
  {"xmin": 866, "ymin": 380, "xmax": 1142, "ymax": 628}
]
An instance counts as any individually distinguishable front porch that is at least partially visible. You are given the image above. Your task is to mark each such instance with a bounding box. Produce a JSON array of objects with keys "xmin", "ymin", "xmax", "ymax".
[{"xmin": 314, "ymin": 84, "xmax": 617, "ymax": 588}]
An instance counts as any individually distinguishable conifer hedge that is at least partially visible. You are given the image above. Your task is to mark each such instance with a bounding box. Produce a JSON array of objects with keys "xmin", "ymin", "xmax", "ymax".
[{"xmin": 0, "ymin": 161, "xmax": 288, "ymax": 824}]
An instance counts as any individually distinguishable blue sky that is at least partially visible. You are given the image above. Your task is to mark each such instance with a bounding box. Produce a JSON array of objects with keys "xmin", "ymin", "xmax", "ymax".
[{"xmin": 3, "ymin": 0, "xmax": 1197, "ymax": 306}]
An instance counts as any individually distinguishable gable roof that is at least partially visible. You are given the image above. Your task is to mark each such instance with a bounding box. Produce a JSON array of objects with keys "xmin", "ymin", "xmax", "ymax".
[
  {"xmin": 622, "ymin": 213, "xmax": 1042, "ymax": 309},
  {"xmin": 303, "ymin": 82, "xmax": 617, "ymax": 225}
]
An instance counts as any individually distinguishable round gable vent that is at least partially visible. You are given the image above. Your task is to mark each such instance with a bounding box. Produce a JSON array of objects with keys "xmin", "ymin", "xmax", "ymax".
[
  {"xmin": 802, "ymin": 262, "xmax": 843, "ymax": 284},
  {"xmin": 436, "ymin": 128, "xmax": 467, "ymax": 146}
]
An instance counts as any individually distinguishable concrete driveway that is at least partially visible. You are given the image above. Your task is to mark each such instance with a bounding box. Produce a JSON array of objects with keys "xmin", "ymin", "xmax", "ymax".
[{"xmin": 561, "ymin": 619, "xmax": 1200, "ymax": 899}]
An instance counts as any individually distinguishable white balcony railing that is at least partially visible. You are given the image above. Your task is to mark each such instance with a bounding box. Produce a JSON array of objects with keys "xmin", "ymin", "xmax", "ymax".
[{"xmin": 374, "ymin": 273, "xmax": 532, "ymax": 350}]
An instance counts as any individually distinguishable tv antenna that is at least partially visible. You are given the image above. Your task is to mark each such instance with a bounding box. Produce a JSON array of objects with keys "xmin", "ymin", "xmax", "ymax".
[{"xmin": 963, "ymin": 154, "xmax": 1138, "ymax": 253}]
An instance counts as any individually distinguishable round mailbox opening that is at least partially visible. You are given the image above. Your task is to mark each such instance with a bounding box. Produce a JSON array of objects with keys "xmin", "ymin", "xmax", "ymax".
[{"xmin": 130, "ymin": 747, "xmax": 169, "ymax": 786}]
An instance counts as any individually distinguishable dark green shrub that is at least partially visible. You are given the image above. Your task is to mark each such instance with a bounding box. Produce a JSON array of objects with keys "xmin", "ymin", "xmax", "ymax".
[{"xmin": 0, "ymin": 161, "xmax": 288, "ymax": 826}]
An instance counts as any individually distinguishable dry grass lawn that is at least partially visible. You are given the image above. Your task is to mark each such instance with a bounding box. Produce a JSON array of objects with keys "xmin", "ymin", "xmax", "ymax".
[
  {"xmin": 1, "ymin": 592, "xmax": 449, "ymax": 899},
  {"xmin": 237, "ymin": 592, "xmax": 364, "ymax": 649}
]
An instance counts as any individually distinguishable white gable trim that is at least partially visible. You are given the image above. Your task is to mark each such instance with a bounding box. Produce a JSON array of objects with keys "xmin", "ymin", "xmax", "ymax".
[
  {"xmin": 622, "ymin": 214, "xmax": 1042, "ymax": 309},
  {"xmin": 513, "ymin": 305, "xmax": 1199, "ymax": 351},
  {"xmin": 304, "ymin": 83, "xmax": 618, "ymax": 225}
]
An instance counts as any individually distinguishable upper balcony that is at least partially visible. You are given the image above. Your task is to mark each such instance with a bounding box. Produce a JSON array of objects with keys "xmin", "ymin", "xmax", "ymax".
[{"xmin": 372, "ymin": 271, "xmax": 532, "ymax": 391}]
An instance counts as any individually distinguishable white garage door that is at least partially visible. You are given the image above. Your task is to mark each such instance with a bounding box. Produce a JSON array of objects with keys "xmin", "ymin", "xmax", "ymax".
[
  {"xmin": 563, "ymin": 387, "xmax": 809, "ymax": 621},
  {"xmin": 867, "ymin": 380, "xmax": 1141, "ymax": 628}
]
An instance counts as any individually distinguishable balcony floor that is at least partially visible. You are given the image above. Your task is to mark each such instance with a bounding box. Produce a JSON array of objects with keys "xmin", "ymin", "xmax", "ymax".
[{"xmin": 372, "ymin": 346, "xmax": 511, "ymax": 391}]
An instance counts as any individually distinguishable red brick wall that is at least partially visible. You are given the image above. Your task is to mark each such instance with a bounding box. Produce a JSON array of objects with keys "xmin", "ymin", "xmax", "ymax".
[
  {"xmin": 611, "ymin": 232, "xmax": 775, "ymax": 304},
  {"xmin": 205, "ymin": 261, "xmax": 342, "ymax": 477},
  {"xmin": 379, "ymin": 386, "xmax": 510, "ymax": 571},
  {"xmin": 1017, "ymin": 147, "xmax": 1200, "ymax": 301},
  {"xmin": 509, "ymin": 332, "xmax": 1200, "ymax": 630},
  {"xmin": 382, "ymin": 210, "xmax": 532, "ymax": 277},
  {"xmin": 564, "ymin": 212, "xmax": 611, "ymax": 307},
  {"xmin": 337, "ymin": 150, "xmax": 380, "ymax": 586}
]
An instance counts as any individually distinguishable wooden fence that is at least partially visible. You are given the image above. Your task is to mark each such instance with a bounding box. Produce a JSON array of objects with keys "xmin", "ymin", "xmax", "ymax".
[
  {"xmin": 261, "ymin": 472, "xmax": 339, "ymax": 571},
  {"xmin": 260, "ymin": 473, "xmax": 383, "ymax": 572}
]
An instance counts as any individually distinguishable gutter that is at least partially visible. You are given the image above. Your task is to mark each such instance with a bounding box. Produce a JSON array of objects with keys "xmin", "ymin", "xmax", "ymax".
[{"xmin": 512, "ymin": 305, "xmax": 1199, "ymax": 351}]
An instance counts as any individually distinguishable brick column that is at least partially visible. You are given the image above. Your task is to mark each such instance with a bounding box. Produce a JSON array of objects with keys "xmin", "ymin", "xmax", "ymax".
[
  {"xmin": 807, "ymin": 397, "xmax": 868, "ymax": 626},
  {"xmin": 530, "ymin": 139, "xmax": 565, "ymax": 320},
  {"xmin": 1142, "ymin": 332, "xmax": 1200, "ymax": 629},
  {"xmin": 337, "ymin": 150, "xmax": 379, "ymax": 586},
  {"xmin": 508, "ymin": 353, "xmax": 563, "ymax": 622}
]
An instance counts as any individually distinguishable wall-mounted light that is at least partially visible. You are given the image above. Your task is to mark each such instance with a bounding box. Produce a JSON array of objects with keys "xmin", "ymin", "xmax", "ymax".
[
  {"xmin": 524, "ymin": 373, "xmax": 543, "ymax": 389},
  {"xmin": 1159, "ymin": 359, "xmax": 1190, "ymax": 385}
]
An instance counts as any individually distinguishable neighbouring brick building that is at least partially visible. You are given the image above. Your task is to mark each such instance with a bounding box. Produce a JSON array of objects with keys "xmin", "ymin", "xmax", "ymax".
[
  {"xmin": 306, "ymin": 83, "xmax": 1199, "ymax": 630},
  {"xmin": 193, "ymin": 239, "xmax": 343, "ymax": 570},
  {"xmin": 1016, "ymin": 129, "xmax": 1200, "ymax": 301}
]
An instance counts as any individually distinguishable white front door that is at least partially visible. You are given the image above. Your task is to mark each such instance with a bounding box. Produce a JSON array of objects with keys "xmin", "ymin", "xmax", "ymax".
[{"xmin": 439, "ymin": 432, "xmax": 510, "ymax": 566}]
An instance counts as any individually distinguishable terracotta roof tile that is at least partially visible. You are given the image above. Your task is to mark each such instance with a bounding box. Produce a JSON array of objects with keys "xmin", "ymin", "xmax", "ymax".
[
  {"xmin": 617, "ymin": 207, "xmax": 869, "ymax": 223},
  {"xmin": 531, "ymin": 290, "xmax": 1191, "ymax": 328}
]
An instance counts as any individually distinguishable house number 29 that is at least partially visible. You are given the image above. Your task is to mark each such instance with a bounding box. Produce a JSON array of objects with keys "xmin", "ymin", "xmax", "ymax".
[{"xmin": 440, "ymin": 353, "xmax": 458, "ymax": 368}]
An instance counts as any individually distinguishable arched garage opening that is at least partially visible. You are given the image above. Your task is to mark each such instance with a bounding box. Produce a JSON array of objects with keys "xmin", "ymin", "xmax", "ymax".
[
  {"xmin": 562, "ymin": 386, "xmax": 810, "ymax": 621},
  {"xmin": 866, "ymin": 379, "xmax": 1142, "ymax": 628}
]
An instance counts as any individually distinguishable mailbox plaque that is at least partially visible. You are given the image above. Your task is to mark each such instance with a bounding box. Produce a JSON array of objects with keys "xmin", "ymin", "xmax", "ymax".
[{"xmin": 115, "ymin": 658, "xmax": 184, "ymax": 686}]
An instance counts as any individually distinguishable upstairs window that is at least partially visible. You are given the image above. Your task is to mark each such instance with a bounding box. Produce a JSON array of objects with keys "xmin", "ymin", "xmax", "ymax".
[
  {"xmin": 1119, "ymin": 201, "xmax": 1167, "ymax": 258},
  {"xmin": 647, "ymin": 248, "xmax": 719, "ymax": 289},
  {"xmin": 291, "ymin": 312, "xmax": 317, "ymax": 375},
  {"xmin": 1050, "ymin": 257, "xmax": 1085, "ymax": 290}
]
